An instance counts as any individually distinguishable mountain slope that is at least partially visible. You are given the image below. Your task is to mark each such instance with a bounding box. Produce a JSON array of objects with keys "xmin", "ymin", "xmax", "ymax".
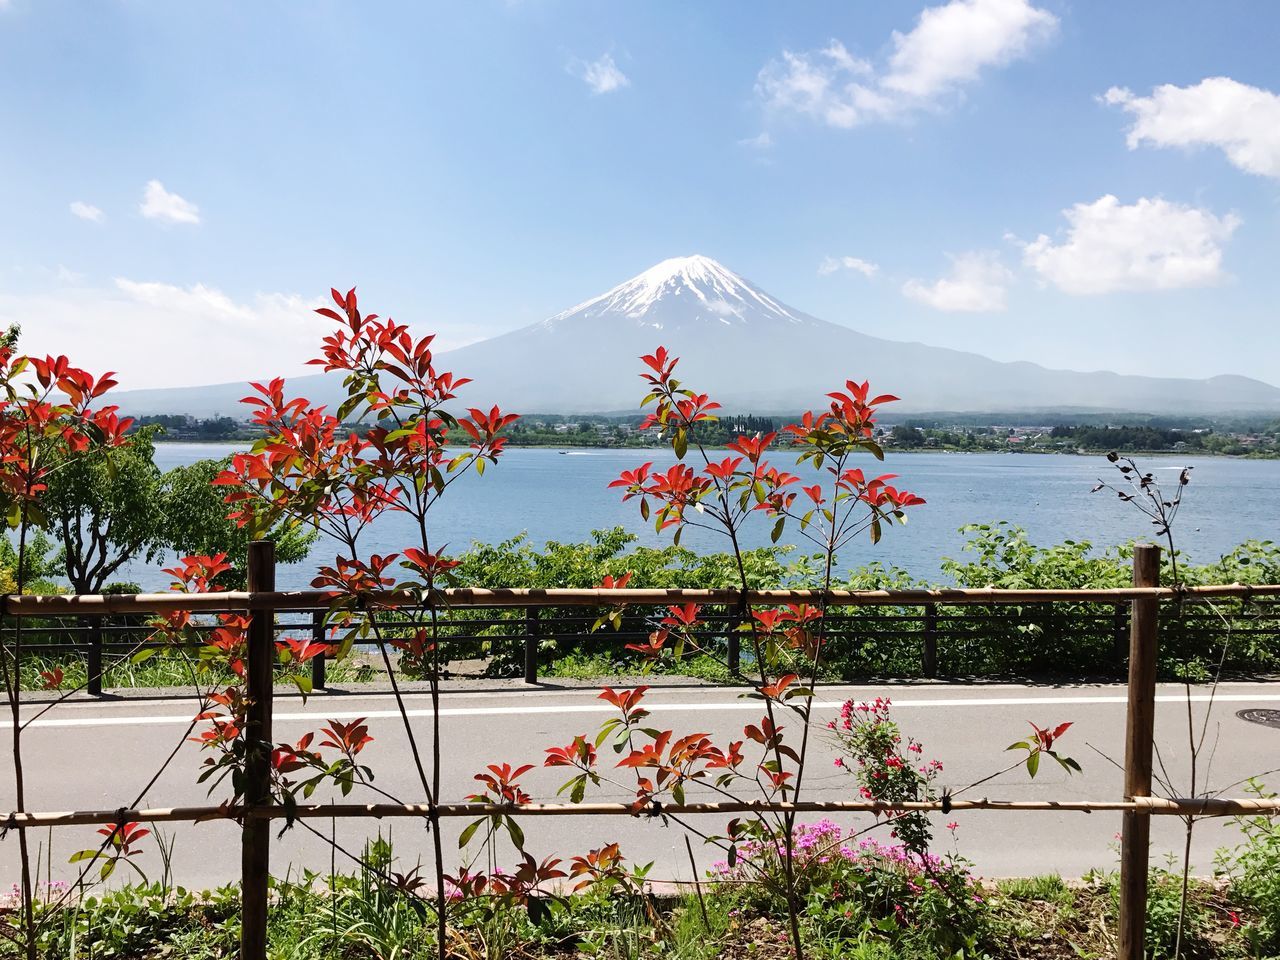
[{"xmin": 111, "ymin": 255, "xmax": 1280, "ymax": 417}]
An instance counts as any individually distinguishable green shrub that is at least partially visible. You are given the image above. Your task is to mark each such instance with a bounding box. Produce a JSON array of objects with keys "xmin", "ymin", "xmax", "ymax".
[{"xmin": 1218, "ymin": 780, "xmax": 1280, "ymax": 953}]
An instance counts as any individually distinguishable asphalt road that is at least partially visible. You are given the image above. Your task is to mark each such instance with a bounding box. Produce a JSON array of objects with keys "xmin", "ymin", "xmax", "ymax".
[{"xmin": 2, "ymin": 681, "xmax": 1279, "ymax": 890}]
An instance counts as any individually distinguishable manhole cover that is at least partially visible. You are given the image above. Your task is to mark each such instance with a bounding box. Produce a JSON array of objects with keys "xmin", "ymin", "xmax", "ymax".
[{"xmin": 1237, "ymin": 709, "xmax": 1280, "ymax": 729}]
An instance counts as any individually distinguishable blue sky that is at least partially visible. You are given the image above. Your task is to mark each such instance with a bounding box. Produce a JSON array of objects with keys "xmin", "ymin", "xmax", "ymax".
[{"xmin": 2, "ymin": 1, "xmax": 1278, "ymax": 390}]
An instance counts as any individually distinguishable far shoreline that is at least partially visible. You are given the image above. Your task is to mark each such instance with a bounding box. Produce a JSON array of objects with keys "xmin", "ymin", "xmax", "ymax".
[{"xmin": 146, "ymin": 437, "xmax": 1277, "ymax": 460}]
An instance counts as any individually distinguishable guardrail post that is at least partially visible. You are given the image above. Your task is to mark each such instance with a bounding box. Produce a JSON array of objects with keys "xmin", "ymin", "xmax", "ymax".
[
  {"xmin": 524, "ymin": 606, "xmax": 539, "ymax": 684},
  {"xmin": 241, "ymin": 540, "xmax": 275, "ymax": 960},
  {"xmin": 1113, "ymin": 602, "xmax": 1128, "ymax": 669},
  {"xmin": 310, "ymin": 609, "xmax": 327, "ymax": 691},
  {"xmin": 727, "ymin": 604, "xmax": 742, "ymax": 675},
  {"xmin": 922, "ymin": 604, "xmax": 938, "ymax": 678},
  {"xmin": 1119, "ymin": 543, "xmax": 1160, "ymax": 960},
  {"xmin": 85, "ymin": 618, "xmax": 103, "ymax": 697}
]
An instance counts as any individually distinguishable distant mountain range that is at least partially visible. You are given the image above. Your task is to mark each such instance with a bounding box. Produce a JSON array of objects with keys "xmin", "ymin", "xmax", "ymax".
[{"xmin": 112, "ymin": 255, "xmax": 1280, "ymax": 418}]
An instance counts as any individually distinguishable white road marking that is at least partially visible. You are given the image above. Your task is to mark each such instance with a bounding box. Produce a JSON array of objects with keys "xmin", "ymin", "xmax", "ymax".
[{"xmin": 9, "ymin": 691, "xmax": 1280, "ymax": 730}]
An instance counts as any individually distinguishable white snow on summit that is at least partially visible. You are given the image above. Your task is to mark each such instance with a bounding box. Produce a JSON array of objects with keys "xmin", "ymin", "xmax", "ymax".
[{"xmin": 541, "ymin": 254, "xmax": 805, "ymax": 330}]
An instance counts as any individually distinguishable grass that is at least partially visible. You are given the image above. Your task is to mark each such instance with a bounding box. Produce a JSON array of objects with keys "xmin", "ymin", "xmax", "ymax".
[
  {"xmin": 8, "ymin": 837, "xmax": 1272, "ymax": 960},
  {"xmin": 546, "ymin": 650, "xmax": 736, "ymax": 684},
  {"xmin": 17, "ymin": 650, "xmax": 376, "ymax": 692},
  {"xmin": 9, "ymin": 871, "xmax": 1267, "ymax": 960}
]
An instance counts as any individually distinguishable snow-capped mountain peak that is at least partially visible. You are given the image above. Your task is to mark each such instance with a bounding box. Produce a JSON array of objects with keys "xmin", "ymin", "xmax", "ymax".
[
  {"xmin": 106, "ymin": 254, "xmax": 1280, "ymax": 417},
  {"xmin": 543, "ymin": 254, "xmax": 806, "ymax": 330}
]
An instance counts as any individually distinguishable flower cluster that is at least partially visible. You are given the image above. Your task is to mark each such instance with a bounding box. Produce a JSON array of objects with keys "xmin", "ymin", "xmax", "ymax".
[
  {"xmin": 714, "ymin": 820, "xmax": 955, "ymax": 876},
  {"xmin": 713, "ymin": 819, "xmax": 982, "ymax": 940},
  {"xmin": 830, "ymin": 698, "xmax": 943, "ymax": 858}
]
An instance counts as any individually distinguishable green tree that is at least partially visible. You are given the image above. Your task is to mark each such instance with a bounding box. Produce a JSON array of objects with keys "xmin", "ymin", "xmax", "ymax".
[
  {"xmin": 162, "ymin": 457, "xmax": 315, "ymax": 589},
  {"xmin": 891, "ymin": 425, "xmax": 926, "ymax": 448},
  {"xmin": 42, "ymin": 425, "xmax": 169, "ymax": 594},
  {"xmin": 0, "ymin": 530, "xmax": 59, "ymax": 594}
]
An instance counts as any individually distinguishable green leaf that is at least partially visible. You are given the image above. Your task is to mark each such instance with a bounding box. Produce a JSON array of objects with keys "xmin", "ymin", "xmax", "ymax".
[
  {"xmin": 527, "ymin": 895, "xmax": 550, "ymax": 926},
  {"xmin": 336, "ymin": 395, "xmax": 363, "ymax": 423},
  {"xmin": 770, "ymin": 517, "xmax": 785, "ymax": 544},
  {"xmin": 505, "ymin": 816, "xmax": 525, "ymax": 851},
  {"xmin": 1025, "ymin": 750, "xmax": 1040, "ymax": 778},
  {"xmin": 458, "ymin": 817, "xmax": 483, "ymax": 849},
  {"xmin": 673, "ymin": 428, "xmax": 688, "ymax": 460},
  {"xmin": 1055, "ymin": 754, "xmax": 1082, "ymax": 775}
]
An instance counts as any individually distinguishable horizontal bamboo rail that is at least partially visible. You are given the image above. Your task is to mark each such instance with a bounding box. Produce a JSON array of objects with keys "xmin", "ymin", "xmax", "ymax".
[
  {"xmin": 6, "ymin": 581, "xmax": 1280, "ymax": 616},
  {"xmin": 4, "ymin": 795, "xmax": 1278, "ymax": 829}
]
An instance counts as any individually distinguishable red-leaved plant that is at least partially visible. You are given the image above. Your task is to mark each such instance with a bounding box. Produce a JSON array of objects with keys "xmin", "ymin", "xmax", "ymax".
[
  {"xmin": 204, "ymin": 288, "xmax": 516, "ymax": 954},
  {"xmin": 550, "ymin": 348, "xmax": 1077, "ymax": 960},
  {"xmin": 569, "ymin": 347, "xmax": 924, "ymax": 958},
  {"xmin": 0, "ymin": 344, "xmax": 131, "ymax": 959}
]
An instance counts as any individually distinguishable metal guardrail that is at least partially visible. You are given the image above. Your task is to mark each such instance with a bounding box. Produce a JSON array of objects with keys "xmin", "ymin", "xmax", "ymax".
[{"xmin": 10, "ymin": 593, "xmax": 1279, "ymax": 694}]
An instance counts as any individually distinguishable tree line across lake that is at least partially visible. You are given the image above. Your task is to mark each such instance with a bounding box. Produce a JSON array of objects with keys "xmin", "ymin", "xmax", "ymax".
[{"xmin": 130, "ymin": 410, "xmax": 1280, "ymax": 456}]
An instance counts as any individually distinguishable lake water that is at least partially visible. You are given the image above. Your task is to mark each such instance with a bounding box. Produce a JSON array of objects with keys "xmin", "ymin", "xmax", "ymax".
[{"xmin": 129, "ymin": 444, "xmax": 1280, "ymax": 592}]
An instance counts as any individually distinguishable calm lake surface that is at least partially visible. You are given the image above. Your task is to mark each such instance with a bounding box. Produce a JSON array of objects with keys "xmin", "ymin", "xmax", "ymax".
[{"xmin": 130, "ymin": 444, "xmax": 1280, "ymax": 591}]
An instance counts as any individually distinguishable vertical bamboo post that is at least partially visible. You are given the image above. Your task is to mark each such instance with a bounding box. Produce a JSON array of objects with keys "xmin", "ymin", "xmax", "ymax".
[
  {"xmin": 922, "ymin": 604, "xmax": 938, "ymax": 678},
  {"xmin": 524, "ymin": 606, "xmax": 539, "ymax": 684},
  {"xmin": 85, "ymin": 618, "xmax": 103, "ymax": 697},
  {"xmin": 310, "ymin": 608, "xmax": 327, "ymax": 692},
  {"xmin": 241, "ymin": 540, "xmax": 275, "ymax": 960},
  {"xmin": 1119, "ymin": 543, "xmax": 1160, "ymax": 960}
]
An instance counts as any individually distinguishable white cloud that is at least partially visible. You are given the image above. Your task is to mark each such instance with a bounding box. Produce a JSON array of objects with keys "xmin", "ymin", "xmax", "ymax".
[
  {"xmin": 69, "ymin": 201, "xmax": 104, "ymax": 223},
  {"xmin": 0, "ymin": 281, "xmax": 324, "ymax": 389},
  {"xmin": 1021, "ymin": 195, "xmax": 1240, "ymax": 295},
  {"xmin": 757, "ymin": 0, "xmax": 1055, "ymax": 129},
  {"xmin": 738, "ymin": 131, "xmax": 774, "ymax": 150},
  {"xmin": 882, "ymin": 0, "xmax": 1057, "ymax": 99},
  {"xmin": 818, "ymin": 255, "xmax": 879, "ymax": 278},
  {"xmin": 1103, "ymin": 77, "xmax": 1280, "ymax": 180},
  {"xmin": 0, "ymin": 280, "xmax": 486, "ymax": 390},
  {"xmin": 902, "ymin": 251, "xmax": 1011, "ymax": 311},
  {"xmin": 756, "ymin": 41, "xmax": 875, "ymax": 128},
  {"xmin": 140, "ymin": 180, "xmax": 201, "ymax": 225},
  {"xmin": 574, "ymin": 53, "xmax": 630, "ymax": 95}
]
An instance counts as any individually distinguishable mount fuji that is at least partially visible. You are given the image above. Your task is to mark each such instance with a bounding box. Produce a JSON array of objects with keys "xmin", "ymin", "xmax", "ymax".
[{"xmin": 112, "ymin": 255, "xmax": 1280, "ymax": 417}]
